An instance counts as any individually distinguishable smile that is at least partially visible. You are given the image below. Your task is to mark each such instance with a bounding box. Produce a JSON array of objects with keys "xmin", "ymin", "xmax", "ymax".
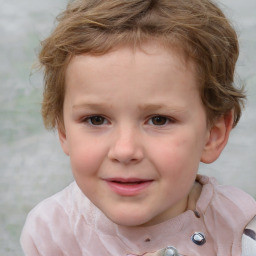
[{"xmin": 104, "ymin": 178, "xmax": 153, "ymax": 196}]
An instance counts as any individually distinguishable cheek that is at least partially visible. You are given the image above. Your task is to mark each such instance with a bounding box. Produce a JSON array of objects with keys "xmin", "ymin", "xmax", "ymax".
[
  {"xmin": 151, "ymin": 134, "xmax": 202, "ymax": 176},
  {"xmin": 69, "ymin": 142, "xmax": 106, "ymax": 198},
  {"xmin": 69, "ymin": 142, "xmax": 105, "ymax": 177}
]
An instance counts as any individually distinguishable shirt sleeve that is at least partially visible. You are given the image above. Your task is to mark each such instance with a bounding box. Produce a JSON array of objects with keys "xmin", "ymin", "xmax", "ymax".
[
  {"xmin": 20, "ymin": 229, "xmax": 42, "ymax": 256},
  {"xmin": 20, "ymin": 206, "xmax": 68, "ymax": 256},
  {"xmin": 242, "ymin": 216, "xmax": 256, "ymax": 256},
  {"xmin": 20, "ymin": 196, "xmax": 83, "ymax": 256}
]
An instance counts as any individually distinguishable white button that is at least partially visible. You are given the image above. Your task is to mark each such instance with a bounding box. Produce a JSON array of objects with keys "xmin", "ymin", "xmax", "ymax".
[
  {"xmin": 191, "ymin": 232, "xmax": 206, "ymax": 245},
  {"xmin": 163, "ymin": 246, "xmax": 179, "ymax": 256}
]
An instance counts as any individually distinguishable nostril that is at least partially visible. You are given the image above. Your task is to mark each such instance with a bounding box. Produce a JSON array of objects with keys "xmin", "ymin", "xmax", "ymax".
[
  {"xmin": 108, "ymin": 147, "xmax": 143, "ymax": 164},
  {"xmin": 107, "ymin": 132, "xmax": 144, "ymax": 164}
]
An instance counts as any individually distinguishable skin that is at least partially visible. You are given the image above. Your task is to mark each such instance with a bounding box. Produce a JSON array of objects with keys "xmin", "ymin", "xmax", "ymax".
[{"xmin": 59, "ymin": 42, "xmax": 233, "ymax": 227}]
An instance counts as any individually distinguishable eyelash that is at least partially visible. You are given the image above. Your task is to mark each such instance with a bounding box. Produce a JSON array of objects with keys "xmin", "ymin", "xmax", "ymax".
[
  {"xmin": 82, "ymin": 115, "xmax": 109, "ymax": 126},
  {"xmin": 82, "ymin": 115, "xmax": 175, "ymax": 127},
  {"xmin": 147, "ymin": 115, "xmax": 175, "ymax": 126}
]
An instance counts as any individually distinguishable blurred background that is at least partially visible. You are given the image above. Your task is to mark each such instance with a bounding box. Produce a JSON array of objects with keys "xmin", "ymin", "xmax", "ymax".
[{"xmin": 0, "ymin": 0, "xmax": 255, "ymax": 255}]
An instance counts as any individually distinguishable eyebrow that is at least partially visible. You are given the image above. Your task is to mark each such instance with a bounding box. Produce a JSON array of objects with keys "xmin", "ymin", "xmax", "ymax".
[
  {"xmin": 138, "ymin": 103, "xmax": 187, "ymax": 113},
  {"xmin": 72, "ymin": 102, "xmax": 112, "ymax": 110},
  {"xmin": 72, "ymin": 102, "xmax": 187, "ymax": 114}
]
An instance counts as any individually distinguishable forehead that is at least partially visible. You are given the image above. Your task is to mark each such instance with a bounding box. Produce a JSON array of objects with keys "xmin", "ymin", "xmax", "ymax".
[
  {"xmin": 64, "ymin": 42, "xmax": 201, "ymax": 115},
  {"xmin": 65, "ymin": 41, "xmax": 196, "ymax": 85}
]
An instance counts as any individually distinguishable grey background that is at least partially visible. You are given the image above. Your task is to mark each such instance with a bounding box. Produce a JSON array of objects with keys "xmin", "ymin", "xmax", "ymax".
[{"xmin": 0, "ymin": 0, "xmax": 255, "ymax": 255}]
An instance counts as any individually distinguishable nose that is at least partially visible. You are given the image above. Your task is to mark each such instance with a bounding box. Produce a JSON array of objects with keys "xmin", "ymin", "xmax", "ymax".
[{"xmin": 108, "ymin": 127, "xmax": 144, "ymax": 165}]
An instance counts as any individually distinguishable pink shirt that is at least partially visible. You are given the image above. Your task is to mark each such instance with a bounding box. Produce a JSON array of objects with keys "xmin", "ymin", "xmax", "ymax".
[{"xmin": 20, "ymin": 175, "xmax": 256, "ymax": 255}]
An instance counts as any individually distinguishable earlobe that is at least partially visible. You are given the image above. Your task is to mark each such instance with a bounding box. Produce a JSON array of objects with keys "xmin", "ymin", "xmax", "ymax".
[
  {"xmin": 201, "ymin": 111, "xmax": 234, "ymax": 163},
  {"xmin": 58, "ymin": 127, "xmax": 70, "ymax": 156}
]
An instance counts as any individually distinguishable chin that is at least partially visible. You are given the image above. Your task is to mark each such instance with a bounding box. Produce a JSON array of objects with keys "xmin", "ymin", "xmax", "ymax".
[{"xmin": 105, "ymin": 211, "xmax": 154, "ymax": 227}]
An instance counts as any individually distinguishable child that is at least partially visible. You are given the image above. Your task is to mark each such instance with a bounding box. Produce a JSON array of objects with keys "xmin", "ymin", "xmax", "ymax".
[{"xmin": 21, "ymin": 0, "xmax": 256, "ymax": 255}]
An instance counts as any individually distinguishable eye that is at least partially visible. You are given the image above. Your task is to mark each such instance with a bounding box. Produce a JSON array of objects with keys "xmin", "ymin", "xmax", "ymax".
[
  {"xmin": 148, "ymin": 116, "xmax": 171, "ymax": 126},
  {"xmin": 84, "ymin": 116, "xmax": 108, "ymax": 126}
]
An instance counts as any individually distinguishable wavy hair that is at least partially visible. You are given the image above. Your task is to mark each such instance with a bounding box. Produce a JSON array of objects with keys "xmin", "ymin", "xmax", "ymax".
[{"xmin": 39, "ymin": 0, "xmax": 245, "ymax": 130}]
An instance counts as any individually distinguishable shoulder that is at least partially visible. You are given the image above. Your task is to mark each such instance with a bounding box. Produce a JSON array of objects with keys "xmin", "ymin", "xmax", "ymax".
[
  {"xmin": 197, "ymin": 175, "xmax": 256, "ymax": 254},
  {"xmin": 24, "ymin": 182, "xmax": 77, "ymax": 225},
  {"xmin": 198, "ymin": 175, "xmax": 256, "ymax": 218},
  {"xmin": 20, "ymin": 182, "xmax": 84, "ymax": 255}
]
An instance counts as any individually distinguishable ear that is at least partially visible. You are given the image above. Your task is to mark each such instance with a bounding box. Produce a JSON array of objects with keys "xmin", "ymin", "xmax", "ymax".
[
  {"xmin": 58, "ymin": 127, "xmax": 70, "ymax": 156},
  {"xmin": 201, "ymin": 110, "xmax": 233, "ymax": 163}
]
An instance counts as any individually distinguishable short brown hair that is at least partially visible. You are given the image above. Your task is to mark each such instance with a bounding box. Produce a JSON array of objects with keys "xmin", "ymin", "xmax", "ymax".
[{"xmin": 39, "ymin": 0, "xmax": 245, "ymax": 130}]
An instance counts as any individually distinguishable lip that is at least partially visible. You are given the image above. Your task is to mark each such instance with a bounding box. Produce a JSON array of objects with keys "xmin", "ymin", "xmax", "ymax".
[{"xmin": 104, "ymin": 178, "xmax": 153, "ymax": 196}]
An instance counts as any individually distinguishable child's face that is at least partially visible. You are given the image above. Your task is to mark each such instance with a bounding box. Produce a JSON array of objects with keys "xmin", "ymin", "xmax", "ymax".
[{"xmin": 60, "ymin": 43, "xmax": 211, "ymax": 227}]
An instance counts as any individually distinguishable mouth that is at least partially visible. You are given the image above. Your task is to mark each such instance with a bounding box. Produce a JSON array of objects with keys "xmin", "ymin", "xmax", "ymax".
[
  {"xmin": 109, "ymin": 178, "xmax": 150, "ymax": 183},
  {"xmin": 104, "ymin": 178, "xmax": 153, "ymax": 196}
]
